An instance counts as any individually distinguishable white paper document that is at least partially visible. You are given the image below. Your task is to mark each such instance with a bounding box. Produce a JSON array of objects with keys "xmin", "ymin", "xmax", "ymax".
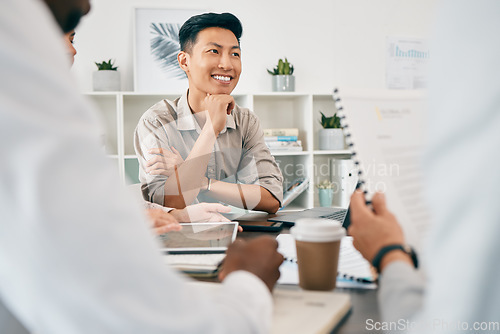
[
  {"xmin": 386, "ymin": 36, "xmax": 429, "ymax": 89},
  {"xmin": 337, "ymin": 89, "xmax": 430, "ymax": 249}
]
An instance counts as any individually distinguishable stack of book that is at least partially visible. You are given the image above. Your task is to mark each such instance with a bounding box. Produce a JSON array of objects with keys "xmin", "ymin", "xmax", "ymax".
[{"xmin": 263, "ymin": 128, "xmax": 302, "ymax": 153}]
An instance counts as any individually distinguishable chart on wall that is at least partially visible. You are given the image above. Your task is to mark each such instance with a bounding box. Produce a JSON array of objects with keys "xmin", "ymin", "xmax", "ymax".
[
  {"xmin": 134, "ymin": 8, "xmax": 203, "ymax": 93},
  {"xmin": 386, "ymin": 37, "xmax": 429, "ymax": 90}
]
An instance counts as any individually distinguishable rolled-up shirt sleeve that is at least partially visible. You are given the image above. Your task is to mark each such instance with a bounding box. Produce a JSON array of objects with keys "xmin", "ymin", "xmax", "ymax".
[
  {"xmin": 237, "ymin": 113, "xmax": 284, "ymax": 206},
  {"xmin": 134, "ymin": 114, "xmax": 170, "ymax": 206}
]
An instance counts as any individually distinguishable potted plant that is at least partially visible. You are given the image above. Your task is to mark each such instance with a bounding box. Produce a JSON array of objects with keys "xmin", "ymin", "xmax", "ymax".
[
  {"xmin": 93, "ymin": 59, "xmax": 120, "ymax": 91},
  {"xmin": 316, "ymin": 179, "xmax": 334, "ymax": 207},
  {"xmin": 318, "ymin": 111, "xmax": 344, "ymax": 150},
  {"xmin": 267, "ymin": 58, "xmax": 295, "ymax": 92}
]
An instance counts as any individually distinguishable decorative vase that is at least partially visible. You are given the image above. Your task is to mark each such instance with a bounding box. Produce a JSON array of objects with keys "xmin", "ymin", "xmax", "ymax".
[
  {"xmin": 318, "ymin": 128, "xmax": 344, "ymax": 150},
  {"xmin": 272, "ymin": 75, "xmax": 295, "ymax": 92},
  {"xmin": 93, "ymin": 70, "xmax": 120, "ymax": 91},
  {"xmin": 318, "ymin": 188, "xmax": 334, "ymax": 207}
]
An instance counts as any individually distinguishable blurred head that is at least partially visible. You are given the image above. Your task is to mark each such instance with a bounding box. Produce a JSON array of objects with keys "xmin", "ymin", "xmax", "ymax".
[
  {"xmin": 42, "ymin": 0, "xmax": 91, "ymax": 33},
  {"xmin": 178, "ymin": 13, "xmax": 243, "ymax": 96},
  {"xmin": 64, "ymin": 30, "xmax": 77, "ymax": 65}
]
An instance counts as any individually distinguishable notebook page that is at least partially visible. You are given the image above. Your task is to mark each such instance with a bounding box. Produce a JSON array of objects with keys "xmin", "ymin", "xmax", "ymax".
[{"xmin": 336, "ymin": 89, "xmax": 430, "ymax": 249}]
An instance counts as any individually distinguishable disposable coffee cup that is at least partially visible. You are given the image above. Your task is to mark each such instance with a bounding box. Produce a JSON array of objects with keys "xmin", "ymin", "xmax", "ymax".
[{"xmin": 290, "ymin": 219, "xmax": 346, "ymax": 291}]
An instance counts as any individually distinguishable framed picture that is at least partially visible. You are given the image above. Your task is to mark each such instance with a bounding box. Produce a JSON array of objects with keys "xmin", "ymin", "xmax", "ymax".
[{"xmin": 134, "ymin": 8, "xmax": 203, "ymax": 93}]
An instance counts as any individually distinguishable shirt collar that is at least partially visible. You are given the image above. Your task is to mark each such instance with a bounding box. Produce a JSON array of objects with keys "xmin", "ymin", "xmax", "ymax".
[{"xmin": 176, "ymin": 90, "xmax": 236, "ymax": 133}]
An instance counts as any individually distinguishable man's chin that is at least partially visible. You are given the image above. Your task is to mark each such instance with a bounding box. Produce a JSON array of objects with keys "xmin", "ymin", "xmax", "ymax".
[{"xmin": 210, "ymin": 86, "xmax": 235, "ymax": 95}]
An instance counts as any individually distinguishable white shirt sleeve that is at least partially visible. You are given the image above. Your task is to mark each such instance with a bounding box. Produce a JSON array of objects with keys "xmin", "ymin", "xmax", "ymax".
[
  {"xmin": 377, "ymin": 1, "xmax": 500, "ymax": 333},
  {"xmin": 0, "ymin": 0, "xmax": 272, "ymax": 333},
  {"xmin": 378, "ymin": 261, "xmax": 425, "ymax": 324}
]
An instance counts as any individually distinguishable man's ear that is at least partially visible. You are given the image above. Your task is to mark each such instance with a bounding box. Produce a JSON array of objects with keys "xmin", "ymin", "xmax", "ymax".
[{"xmin": 178, "ymin": 51, "xmax": 189, "ymax": 73}]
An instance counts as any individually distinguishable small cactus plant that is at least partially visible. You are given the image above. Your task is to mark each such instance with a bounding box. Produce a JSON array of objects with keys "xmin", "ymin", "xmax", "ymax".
[
  {"xmin": 319, "ymin": 111, "xmax": 342, "ymax": 129},
  {"xmin": 95, "ymin": 59, "xmax": 118, "ymax": 71},
  {"xmin": 267, "ymin": 58, "xmax": 294, "ymax": 75}
]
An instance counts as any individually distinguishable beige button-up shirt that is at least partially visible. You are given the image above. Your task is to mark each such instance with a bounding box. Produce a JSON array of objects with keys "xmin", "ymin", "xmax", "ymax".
[{"xmin": 134, "ymin": 92, "xmax": 283, "ymax": 207}]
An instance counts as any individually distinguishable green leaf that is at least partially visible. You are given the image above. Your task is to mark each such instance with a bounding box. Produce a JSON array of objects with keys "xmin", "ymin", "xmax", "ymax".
[
  {"xmin": 95, "ymin": 59, "xmax": 118, "ymax": 71},
  {"xmin": 268, "ymin": 58, "xmax": 294, "ymax": 76},
  {"xmin": 319, "ymin": 111, "xmax": 342, "ymax": 129}
]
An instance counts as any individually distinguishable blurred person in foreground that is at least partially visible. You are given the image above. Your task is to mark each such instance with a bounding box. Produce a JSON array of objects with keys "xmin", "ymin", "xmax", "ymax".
[
  {"xmin": 349, "ymin": 1, "xmax": 500, "ymax": 333},
  {"xmin": 0, "ymin": 0, "xmax": 283, "ymax": 333}
]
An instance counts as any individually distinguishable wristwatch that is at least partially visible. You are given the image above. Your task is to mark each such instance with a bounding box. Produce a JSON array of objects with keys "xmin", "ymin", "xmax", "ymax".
[
  {"xmin": 371, "ymin": 244, "xmax": 418, "ymax": 274},
  {"xmin": 206, "ymin": 178, "xmax": 212, "ymax": 192}
]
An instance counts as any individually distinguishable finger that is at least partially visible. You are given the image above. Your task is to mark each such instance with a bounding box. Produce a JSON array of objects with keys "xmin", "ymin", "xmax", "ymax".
[
  {"xmin": 161, "ymin": 151, "xmax": 178, "ymax": 159},
  {"xmin": 352, "ymin": 238, "xmax": 362, "ymax": 253},
  {"xmin": 148, "ymin": 169, "xmax": 168, "ymax": 175},
  {"xmin": 207, "ymin": 214, "xmax": 230, "ymax": 222},
  {"xmin": 171, "ymin": 146, "xmax": 182, "ymax": 157},
  {"xmin": 238, "ymin": 226, "xmax": 243, "ymax": 232},
  {"xmin": 347, "ymin": 224, "xmax": 355, "ymax": 237},
  {"xmin": 231, "ymin": 238, "xmax": 246, "ymax": 248},
  {"xmin": 371, "ymin": 192, "xmax": 389, "ymax": 216},
  {"xmin": 227, "ymin": 99, "xmax": 235, "ymax": 114},
  {"xmin": 255, "ymin": 235, "xmax": 279, "ymax": 250},
  {"xmin": 153, "ymin": 224, "xmax": 181, "ymax": 235},
  {"xmin": 151, "ymin": 215, "xmax": 179, "ymax": 227},
  {"xmin": 146, "ymin": 162, "xmax": 166, "ymax": 170},
  {"xmin": 146, "ymin": 156, "xmax": 164, "ymax": 166},
  {"xmin": 148, "ymin": 148, "xmax": 165, "ymax": 155},
  {"xmin": 276, "ymin": 252, "xmax": 285, "ymax": 266},
  {"xmin": 204, "ymin": 203, "xmax": 232, "ymax": 213},
  {"xmin": 349, "ymin": 190, "xmax": 374, "ymax": 220}
]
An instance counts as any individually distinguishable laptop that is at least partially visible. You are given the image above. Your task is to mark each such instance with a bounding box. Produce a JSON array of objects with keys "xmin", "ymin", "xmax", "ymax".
[{"xmin": 267, "ymin": 206, "xmax": 351, "ymax": 230}]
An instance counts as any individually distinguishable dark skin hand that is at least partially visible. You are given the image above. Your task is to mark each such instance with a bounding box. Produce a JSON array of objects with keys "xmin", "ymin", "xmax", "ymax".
[{"xmin": 219, "ymin": 236, "xmax": 284, "ymax": 292}]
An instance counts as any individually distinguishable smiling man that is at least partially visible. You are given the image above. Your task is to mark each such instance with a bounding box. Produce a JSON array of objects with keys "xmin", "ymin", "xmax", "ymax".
[{"xmin": 134, "ymin": 13, "xmax": 283, "ymax": 214}]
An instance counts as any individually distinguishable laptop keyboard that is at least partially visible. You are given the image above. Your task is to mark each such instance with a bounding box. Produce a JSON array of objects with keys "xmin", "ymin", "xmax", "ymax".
[{"xmin": 319, "ymin": 209, "xmax": 347, "ymax": 221}]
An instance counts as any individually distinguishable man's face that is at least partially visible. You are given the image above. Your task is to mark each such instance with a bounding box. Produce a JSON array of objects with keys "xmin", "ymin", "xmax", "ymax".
[
  {"xmin": 43, "ymin": 0, "xmax": 91, "ymax": 33},
  {"xmin": 180, "ymin": 27, "xmax": 242, "ymax": 96},
  {"xmin": 64, "ymin": 30, "xmax": 77, "ymax": 65}
]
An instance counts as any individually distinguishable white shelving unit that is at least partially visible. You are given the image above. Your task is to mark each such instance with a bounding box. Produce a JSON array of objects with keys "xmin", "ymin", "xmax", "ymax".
[{"xmin": 84, "ymin": 91, "xmax": 352, "ymax": 210}]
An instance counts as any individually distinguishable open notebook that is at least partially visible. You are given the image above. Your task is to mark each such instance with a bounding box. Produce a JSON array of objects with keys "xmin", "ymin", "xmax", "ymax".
[
  {"xmin": 188, "ymin": 281, "xmax": 351, "ymax": 334},
  {"xmin": 334, "ymin": 88, "xmax": 431, "ymax": 250}
]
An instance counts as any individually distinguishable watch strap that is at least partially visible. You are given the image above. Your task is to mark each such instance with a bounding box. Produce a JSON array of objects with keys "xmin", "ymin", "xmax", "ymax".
[{"xmin": 371, "ymin": 244, "xmax": 418, "ymax": 274}]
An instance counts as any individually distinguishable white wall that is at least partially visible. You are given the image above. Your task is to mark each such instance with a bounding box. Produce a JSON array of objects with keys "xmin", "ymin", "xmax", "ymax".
[{"xmin": 72, "ymin": 0, "xmax": 437, "ymax": 93}]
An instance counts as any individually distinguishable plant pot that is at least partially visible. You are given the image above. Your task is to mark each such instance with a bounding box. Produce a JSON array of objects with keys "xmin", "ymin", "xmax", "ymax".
[
  {"xmin": 318, "ymin": 188, "xmax": 333, "ymax": 207},
  {"xmin": 93, "ymin": 70, "xmax": 120, "ymax": 91},
  {"xmin": 272, "ymin": 75, "xmax": 295, "ymax": 92},
  {"xmin": 318, "ymin": 128, "xmax": 344, "ymax": 150}
]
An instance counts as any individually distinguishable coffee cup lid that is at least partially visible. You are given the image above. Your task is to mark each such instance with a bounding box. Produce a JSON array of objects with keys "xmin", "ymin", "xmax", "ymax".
[{"xmin": 290, "ymin": 218, "xmax": 346, "ymax": 242}]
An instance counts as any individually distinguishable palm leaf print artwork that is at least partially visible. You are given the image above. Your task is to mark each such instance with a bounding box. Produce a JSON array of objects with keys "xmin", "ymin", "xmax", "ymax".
[{"xmin": 150, "ymin": 23, "xmax": 186, "ymax": 80}]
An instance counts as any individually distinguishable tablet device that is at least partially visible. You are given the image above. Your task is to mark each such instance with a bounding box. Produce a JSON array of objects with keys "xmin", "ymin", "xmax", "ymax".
[{"xmin": 158, "ymin": 222, "xmax": 239, "ymax": 254}]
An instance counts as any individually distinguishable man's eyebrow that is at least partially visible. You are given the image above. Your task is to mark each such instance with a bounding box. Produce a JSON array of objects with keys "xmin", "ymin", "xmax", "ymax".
[{"xmin": 207, "ymin": 42, "xmax": 240, "ymax": 50}]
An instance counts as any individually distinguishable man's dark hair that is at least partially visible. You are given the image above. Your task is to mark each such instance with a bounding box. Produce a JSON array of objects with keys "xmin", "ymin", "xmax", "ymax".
[{"xmin": 179, "ymin": 12, "xmax": 243, "ymax": 53}]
